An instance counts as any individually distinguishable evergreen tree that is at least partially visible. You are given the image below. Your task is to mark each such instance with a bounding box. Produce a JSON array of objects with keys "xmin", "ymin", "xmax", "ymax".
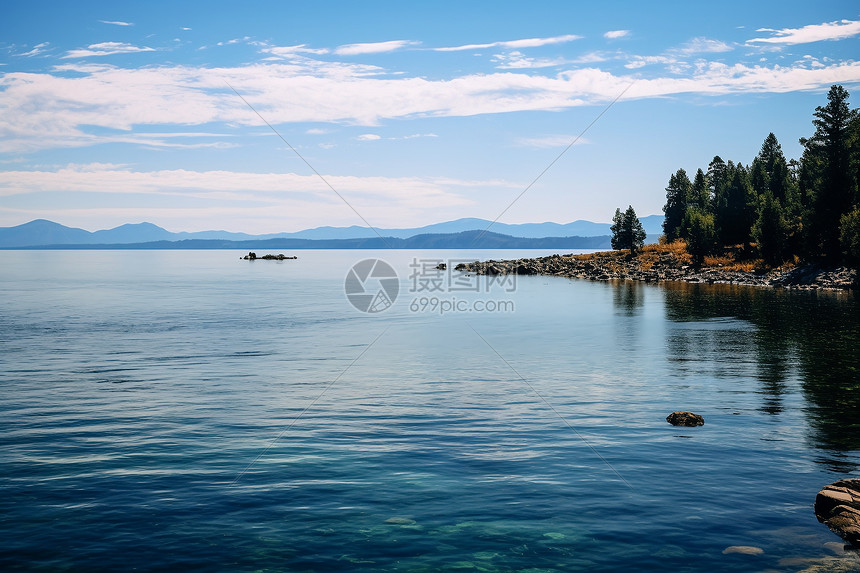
[
  {"xmin": 752, "ymin": 191, "xmax": 789, "ymax": 266},
  {"xmin": 800, "ymin": 85, "xmax": 856, "ymax": 259},
  {"xmin": 685, "ymin": 209, "xmax": 716, "ymax": 265},
  {"xmin": 850, "ymin": 111, "xmax": 860, "ymax": 206},
  {"xmin": 714, "ymin": 161, "xmax": 755, "ymax": 247},
  {"xmin": 611, "ymin": 205, "xmax": 647, "ymax": 254},
  {"xmin": 752, "ymin": 132, "xmax": 792, "ymax": 202},
  {"xmin": 662, "ymin": 168, "xmax": 692, "ymax": 241},
  {"xmin": 840, "ymin": 207, "xmax": 860, "ymax": 272},
  {"xmin": 707, "ymin": 156, "xmax": 727, "ymax": 206},
  {"xmin": 690, "ymin": 168, "xmax": 710, "ymax": 212}
]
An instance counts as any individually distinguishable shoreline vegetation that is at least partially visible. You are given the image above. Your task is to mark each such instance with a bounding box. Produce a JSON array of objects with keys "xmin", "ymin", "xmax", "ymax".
[
  {"xmin": 459, "ymin": 84, "xmax": 860, "ymax": 291},
  {"xmin": 455, "ymin": 240, "xmax": 857, "ymax": 291}
]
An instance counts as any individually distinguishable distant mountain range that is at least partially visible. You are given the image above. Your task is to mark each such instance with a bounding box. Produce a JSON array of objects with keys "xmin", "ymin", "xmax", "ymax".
[{"xmin": 0, "ymin": 217, "xmax": 663, "ymax": 249}]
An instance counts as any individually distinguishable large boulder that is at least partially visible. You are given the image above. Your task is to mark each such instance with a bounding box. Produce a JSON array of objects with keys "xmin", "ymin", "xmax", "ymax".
[
  {"xmin": 666, "ymin": 411, "xmax": 704, "ymax": 427},
  {"xmin": 815, "ymin": 478, "xmax": 860, "ymax": 548}
]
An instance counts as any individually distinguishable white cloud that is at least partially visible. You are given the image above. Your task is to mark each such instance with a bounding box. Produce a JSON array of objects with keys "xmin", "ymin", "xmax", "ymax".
[
  {"xmin": 305, "ymin": 128, "xmax": 328, "ymax": 135},
  {"xmin": 2, "ymin": 57, "xmax": 860, "ymax": 152},
  {"xmin": 604, "ymin": 30, "xmax": 630, "ymax": 39},
  {"xmin": 356, "ymin": 133, "xmax": 381, "ymax": 140},
  {"xmin": 492, "ymin": 51, "xmax": 566, "ymax": 69},
  {"xmin": 15, "ymin": 42, "xmax": 51, "ymax": 57},
  {"xmin": 434, "ymin": 34, "xmax": 581, "ymax": 52},
  {"xmin": 625, "ymin": 55, "xmax": 678, "ymax": 69},
  {"xmin": 571, "ymin": 51, "xmax": 613, "ymax": 64},
  {"xmin": 62, "ymin": 42, "xmax": 156, "ymax": 58},
  {"xmin": 0, "ymin": 164, "xmax": 495, "ymax": 231},
  {"xmin": 99, "ymin": 20, "xmax": 133, "ymax": 26},
  {"xmin": 748, "ymin": 19, "xmax": 860, "ymax": 45},
  {"xmin": 263, "ymin": 44, "xmax": 330, "ymax": 57},
  {"xmin": 677, "ymin": 37, "xmax": 733, "ymax": 54},
  {"xmin": 334, "ymin": 40, "xmax": 419, "ymax": 55},
  {"xmin": 624, "ymin": 37, "xmax": 731, "ymax": 71},
  {"xmin": 181, "ymin": 27, "xmax": 192, "ymax": 31},
  {"xmin": 217, "ymin": 36, "xmax": 266, "ymax": 47}
]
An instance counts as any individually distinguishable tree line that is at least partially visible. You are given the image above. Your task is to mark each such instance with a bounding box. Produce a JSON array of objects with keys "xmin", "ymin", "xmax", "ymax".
[{"xmin": 658, "ymin": 84, "xmax": 860, "ymax": 268}]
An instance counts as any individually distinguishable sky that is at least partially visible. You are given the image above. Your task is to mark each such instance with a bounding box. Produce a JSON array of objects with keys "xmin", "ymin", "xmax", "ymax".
[{"xmin": 1, "ymin": 0, "xmax": 859, "ymax": 233}]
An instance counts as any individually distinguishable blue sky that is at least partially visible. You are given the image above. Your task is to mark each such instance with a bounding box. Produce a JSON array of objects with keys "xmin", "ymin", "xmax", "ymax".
[{"xmin": 1, "ymin": 0, "xmax": 859, "ymax": 233}]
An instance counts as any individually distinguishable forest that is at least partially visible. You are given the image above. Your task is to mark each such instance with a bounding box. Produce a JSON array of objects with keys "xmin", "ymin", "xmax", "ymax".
[{"xmin": 656, "ymin": 84, "xmax": 860, "ymax": 269}]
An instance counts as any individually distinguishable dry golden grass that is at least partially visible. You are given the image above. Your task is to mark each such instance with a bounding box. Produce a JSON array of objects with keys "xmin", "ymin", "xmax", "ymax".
[
  {"xmin": 641, "ymin": 240, "xmax": 692, "ymax": 265},
  {"xmin": 636, "ymin": 250, "xmax": 658, "ymax": 270},
  {"xmin": 702, "ymin": 255, "xmax": 733, "ymax": 267},
  {"xmin": 568, "ymin": 239, "xmax": 801, "ymax": 273}
]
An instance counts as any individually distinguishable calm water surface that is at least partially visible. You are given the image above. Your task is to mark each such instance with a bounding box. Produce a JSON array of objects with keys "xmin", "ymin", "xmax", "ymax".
[{"xmin": 1, "ymin": 250, "xmax": 859, "ymax": 572}]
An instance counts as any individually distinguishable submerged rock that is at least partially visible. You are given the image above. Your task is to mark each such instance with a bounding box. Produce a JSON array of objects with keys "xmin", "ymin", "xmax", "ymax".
[
  {"xmin": 666, "ymin": 411, "xmax": 705, "ymax": 427},
  {"xmin": 722, "ymin": 546, "xmax": 764, "ymax": 555},
  {"xmin": 385, "ymin": 517, "xmax": 416, "ymax": 525},
  {"xmin": 815, "ymin": 478, "xmax": 860, "ymax": 548}
]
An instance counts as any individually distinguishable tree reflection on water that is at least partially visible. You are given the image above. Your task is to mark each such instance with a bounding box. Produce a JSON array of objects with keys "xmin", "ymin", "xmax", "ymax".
[{"xmin": 659, "ymin": 281, "xmax": 860, "ymax": 464}]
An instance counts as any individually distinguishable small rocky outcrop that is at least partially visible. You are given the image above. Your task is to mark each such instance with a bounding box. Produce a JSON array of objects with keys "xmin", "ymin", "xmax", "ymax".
[
  {"xmin": 815, "ymin": 478, "xmax": 860, "ymax": 548},
  {"xmin": 241, "ymin": 252, "xmax": 297, "ymax": 260},
  {"xmin": 666, "ymin": 411, "xmax": 705, "ymax": 427}
]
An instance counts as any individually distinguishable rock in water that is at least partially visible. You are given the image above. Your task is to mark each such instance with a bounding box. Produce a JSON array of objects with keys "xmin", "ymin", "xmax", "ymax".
[
  {"xmin": 814, "ymin": 478, "xmax": 860, "ymax": 548},
  {"xmin": 666, "ymin": 411, "xmax": 705, "ymax": 426},
  {"xmin": 722, "ymin": 546, "xmax": 764, "ymax": 555}
]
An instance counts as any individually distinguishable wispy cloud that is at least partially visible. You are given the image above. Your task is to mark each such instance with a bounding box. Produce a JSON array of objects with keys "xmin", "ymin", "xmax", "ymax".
[
  {"xmin": 623, "ymin": 36, "xmax": 732, "ymax": 70},
  {"xmin": 15, "ymin": 42, "xmax": 51, "ymax": 57},
  {"xmin": 748, "ymin": 19, "xmax": 860, "ymax": 45},
  {"xmin": 3, "ymin": 57, "xmax": 860, "ymax": 152},
  {"xmin": 400, "ymin": 133, "xmax": 438, "ymax": 139},
  {"xmin": 434, "ymin": 34, "xmax": 581, "ymax": 52},
  {"xmin": 62, "ymin": 42, "xmax": 155, "ymax": 58},
  {"xmin": 99, "ymin": 20, "xmax": 133, "ymax": 26},
  {"xmin": 0, "ymin": 164, "xmax": 486, "ymax": 231},
  {"xmin": 217, "ymin": 36, "xmax": 266, "ymax": 47},
  {"xmin": 356, "ymin": 133, "xmax": 381, "ymax": 140},
  {"xmin": 334, "ymin": 40, "xmax": 420, "ymax": 55},
  {"xmin": 604, "ymin": 30, "xmax": 630, "ymax": 39},
  {"xmin": 676, "ymin": 37, "xmax": 733, "ymax": 54},
  {"xmin": 492, "ymin": 51, "xmax": 566, "ymax": 69},
  {"xmin": 625, "ymin": 55, "xmax": 677, "ymax": 69},
  {"xmin": 263, "ymin": 43, "xmax": 330, "ymax": 57}
]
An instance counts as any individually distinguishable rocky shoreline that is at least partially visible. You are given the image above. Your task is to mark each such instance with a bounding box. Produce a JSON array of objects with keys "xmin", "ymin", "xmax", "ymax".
[{"xmin": 455, "ymin": 249, "xmax": 857, "ymax": 291}]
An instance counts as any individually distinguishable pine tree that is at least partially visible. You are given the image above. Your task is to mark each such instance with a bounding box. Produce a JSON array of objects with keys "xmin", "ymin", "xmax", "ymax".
[
  {"xmin": 662, "ymin": 169, "xmax": 692, "ymax": 241},
  {"xmin": 690, "ymin": 168, "xmax": 710, "ymax": 212},
  {"xmin": 800, "ymin": 85, "xmax": 856, "ymax": 259},
  {"xmin": 714, "ymin": 162, "xmax": 755, "ymax": 247},
  {"xmin": 611, "ymin": 206, "xmax": 647, "ymax": 254},
  {"xmin": 840, "ymin": 207, "xmax": 860, "ymax": 272},
  {"xmin": 707, "ymin": 156, "xmax": 727, "ymax": 206},
  {"xmin": 611, "ymin": 208, "xmax": 624, "ymax": 251},
  {"xmin": 685, "ymin": 209, "xmax": 715, "ymax": 266},
  {"xmin": 752, "ymin": 191, "xmax": 789, "ymax": 266}
]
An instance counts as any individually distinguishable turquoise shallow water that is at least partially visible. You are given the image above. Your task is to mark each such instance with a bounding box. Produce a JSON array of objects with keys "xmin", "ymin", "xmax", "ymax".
[{"xmin": 1, "ymin": 250, "xmax": 859, "ymax": 572}]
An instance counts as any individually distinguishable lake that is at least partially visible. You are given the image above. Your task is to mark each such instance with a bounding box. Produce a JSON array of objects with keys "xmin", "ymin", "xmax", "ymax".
[{"xmin": 1, "ymin": 250, "xmax": 858, "ymax": 572}]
